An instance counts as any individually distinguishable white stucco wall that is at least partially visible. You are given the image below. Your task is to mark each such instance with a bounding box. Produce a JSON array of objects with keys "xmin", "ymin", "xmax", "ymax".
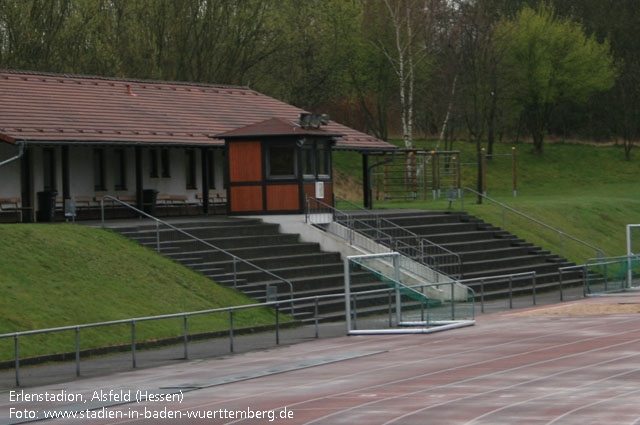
[
  {"xmin": 0, "ymin": 144, "xmax": 225, "ymax": 214},
  {"xmin": 0, "ymin": 143, "xmax": 22, "ymax": 198}
]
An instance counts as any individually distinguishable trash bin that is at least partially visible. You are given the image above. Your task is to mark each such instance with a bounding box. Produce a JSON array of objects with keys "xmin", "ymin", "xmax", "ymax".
[
  {"xmin": 143, "ymin": 189, "xmax": 158, "ymax": 215},
  {"xmin": 36, "ymin": 190, "xmax": 57, "ymax": 222}
]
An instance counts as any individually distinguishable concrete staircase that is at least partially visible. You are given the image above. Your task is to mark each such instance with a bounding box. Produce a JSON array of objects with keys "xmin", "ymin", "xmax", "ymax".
[
  {"xmin": 350, "ymin": 210, "xmax": 583, "ymax": 298},
  {"xmin": 110, "ymin": 217, "xmax": 387, "ymax": 322}
]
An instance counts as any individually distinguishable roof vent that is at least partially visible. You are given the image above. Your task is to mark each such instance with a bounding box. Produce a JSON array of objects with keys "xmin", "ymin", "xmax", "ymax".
[
  {"xmin": 299, "ymin": 113, "xmax": 329, "ymax": 130},
  {"xmin": 126, "ymin": 84, "xmax": 136, "ymax": 96}
]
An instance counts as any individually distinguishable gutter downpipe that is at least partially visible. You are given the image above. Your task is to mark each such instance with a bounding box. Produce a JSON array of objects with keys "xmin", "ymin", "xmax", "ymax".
[{"xmin": 0, "ymin": 141, "xmax": 25, "ymax": 168}]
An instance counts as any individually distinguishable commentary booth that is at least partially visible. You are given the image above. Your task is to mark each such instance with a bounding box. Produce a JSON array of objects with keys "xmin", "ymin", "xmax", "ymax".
[{"xmin": 216, "ymin": 114, "xmax": 340, "ymax": 215}]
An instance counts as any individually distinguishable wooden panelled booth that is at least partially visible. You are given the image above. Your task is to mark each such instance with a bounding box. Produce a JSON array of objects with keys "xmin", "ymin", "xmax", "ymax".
[{"xmin": 216, "ymin": 116, "xmax": 340, "ymax": 215}]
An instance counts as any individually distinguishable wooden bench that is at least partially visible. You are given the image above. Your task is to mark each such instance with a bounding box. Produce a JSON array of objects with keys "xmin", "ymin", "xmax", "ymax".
[
  {"xmin": 196, "ymin": 193, "xmax": 227, "ymax": 213},
  {"xmin": 0, "ymin": 197, "xmax": 22, "ymax": 221}
]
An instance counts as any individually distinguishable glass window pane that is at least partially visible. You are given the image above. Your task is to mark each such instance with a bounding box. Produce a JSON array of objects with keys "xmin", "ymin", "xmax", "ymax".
[
  {"xmin": 318, "ymin": 142, "xmax": 330, "ymax": 176},
  {"xmin": 268, "ymin": 145, "xmax": 296, "ymax": 178},
  {"xmin": 302, "ymin": 144, "xmax": 314, "ymax": 177}
]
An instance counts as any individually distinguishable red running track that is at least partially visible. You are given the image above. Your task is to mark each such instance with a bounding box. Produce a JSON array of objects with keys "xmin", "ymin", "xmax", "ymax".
[{"xmin": 2, "ymin": 297, "xmax": 640, "ymax": 425}]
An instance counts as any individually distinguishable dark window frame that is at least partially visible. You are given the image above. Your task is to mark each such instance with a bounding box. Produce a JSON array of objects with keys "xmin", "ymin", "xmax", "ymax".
[
  {"xmin": 114, "ymin": 149, "xmax": 127, "ymax": 190},
  {"xmin": 207, "ymin": 150, "xmax": 216, "ymax": 189},
  {"xmin": 43, "ymin": 148, "xmax": 57, "ymax": 191},
  {"xmin": 161, "ymin": 149, "xmax": 171, "ymax": 178},
  {"xmin": 185, "ymin": 149, "xmax": 197, "ymax": 190},
  {"xmin": 93, "ymin": 148, "xmax": 106, "ymax": 191},
  {"xmin": 149, "ymin": 149, "xmax": 159, "ymax": 178},
  {"xmin": 266, "ymin": 143, "xmax": 297, "ymax": 180}
]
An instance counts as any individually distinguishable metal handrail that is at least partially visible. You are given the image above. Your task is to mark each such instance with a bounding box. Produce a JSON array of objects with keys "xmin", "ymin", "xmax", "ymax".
[
  {"xmin": 100, "ymin": 195, "xmax": 295, "ymax": 314},
  {"xmin": 460, "ymin": 187, "xmax": 605, "ymax": 259},
  {"xmin": 306, "ymin": 196, "xmax": 463, "ymax": 279}
]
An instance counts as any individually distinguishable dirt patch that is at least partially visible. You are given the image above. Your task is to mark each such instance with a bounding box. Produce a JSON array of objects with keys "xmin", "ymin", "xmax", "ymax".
[{"xmin": 511, "ymin": 301, "xmax": 640, "ymax": 317}]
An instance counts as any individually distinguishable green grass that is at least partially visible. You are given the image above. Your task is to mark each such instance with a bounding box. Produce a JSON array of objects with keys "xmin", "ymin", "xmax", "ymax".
[
  {"xmin": 334, "ymin": 140, "xmax": 640, "ymax": 264},
  {"xmin": 0, "ymin": 224, "xmax": 283, "ymax": 361}
]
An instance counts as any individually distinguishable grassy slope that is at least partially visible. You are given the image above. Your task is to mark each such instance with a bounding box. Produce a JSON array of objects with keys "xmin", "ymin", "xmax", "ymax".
[
  {"xmin": 0, "ymin": 224, "xmax": 280, "ymax": 361},
  {"xmin": 334, "ymin": 140, "xmax": 640, "ymax": 264}
]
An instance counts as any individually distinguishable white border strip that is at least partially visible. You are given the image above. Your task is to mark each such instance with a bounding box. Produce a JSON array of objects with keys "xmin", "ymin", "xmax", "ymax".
[{"xmin": 348, "ymin": 320, "xmax": 475, "ymax": 335}]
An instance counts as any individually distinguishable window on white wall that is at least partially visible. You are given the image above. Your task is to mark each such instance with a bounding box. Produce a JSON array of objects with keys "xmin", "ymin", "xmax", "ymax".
[
  {"xmin": 114, "ymin": 149, "xmax": 127, "ymax": 190},
  {"xmin": 207, "ymin": 150, "xmax": 216, "ymax": 189},
  {"xmin": 93, "ymin": 149, "xmax": 105, "ymax": 191},
  {"xmin": 149, "ymin": 149, "xmax": 159, "ymax": 178},
  {"xmin": 185, "ymin": 150, "xmax": 196, "ymax": 190},
  {"xmin": 161, "ymin": 149, "xmax": 171, "ymax": 178},
  {"xmin": 43, "ymin": 148, "xmax": 57, "ymax": 191}
]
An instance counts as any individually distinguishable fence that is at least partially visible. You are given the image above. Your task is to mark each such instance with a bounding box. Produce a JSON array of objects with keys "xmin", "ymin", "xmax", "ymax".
[
  {"xmin": 583, "ymin": 255, "xmax": 640, "ymax": 294},
  {"xmin": 306, "ymin": 196, "xmax": 462, "ymax": 279},
  {"xmin": 458, "ymin": 187, "xmax": 604, "ymax": 264}
]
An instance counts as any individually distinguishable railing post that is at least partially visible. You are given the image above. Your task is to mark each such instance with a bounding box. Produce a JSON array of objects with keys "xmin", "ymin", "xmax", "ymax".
[
  {"xmin": 480, "ymin": 279, "xmax": 485, "ymax": 314},
  {"xmin": 352, "ymin": 295, "xmax": 358, "ymax": 330},
  {"xmin": 183, "ymin": 315, "xmax": 189, "ymax": 360},
  {"xmin": 532, "ymin": 272, "xmax": 537, "ymax": 306},
  {"xmin": 451, "ymin": 281, "xmax": 455, "ymax": 320},
  {"xmin": 344, "ymin": 258, "xmax": 352, "ymax": 333},
  {"xmin": 156, "ymin": 220, "xmax": 160, "ymax": 252},
  {"xmin": 276, "ymin": 304, "xmax": 280, "ymax": 345},
  {"xmin": 559, "ymin": 270, "xmax": 564, "ymax": 302},
  {"xmin": 75, "ymin": 327, "xmax": 80, "ymax": 377},
  {"xmin": 314, "ymin": 297, "xmax": 319, "ymax": 339},
  {"xmin": 388, "ymin": 292, "xmax": 393, "ymax": 327},
  {"xmin": 100, "ymin": 199, "xmax": 105, "ymax": 227},
  {"xmin": 229, "ymin": 311, "xmax": 234, "ymax": 353},
  {"xmin": 14, "ymin": 334, "xmax": 20, "ymax": 387},
  {"xmin": 509, "ymin": 276, "xmax": 513, "ymax": 309},
  {"xmin": 131, "ymin": 321, "xmax": 136, "ymax": 369},
  {"xmin": 232, "ymin": 257, "xmax": 237, "ymax": 288}
]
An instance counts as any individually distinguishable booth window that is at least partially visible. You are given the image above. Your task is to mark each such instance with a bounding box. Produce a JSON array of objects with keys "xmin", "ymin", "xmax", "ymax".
[
  {"xmin": 93, "ymin": 149, "xmax": 105, "ymax": 191},
  {"xmin": 318, "ymin": 141, "xmax": 331, "ymax": 178},
  {"xmin": 301, "ymin": 141, "xmax": 331, "ymax": 180},
  {"xmin": 267, "ymin": 144, "xmax": 297, "ymax": 179},
  {"xmin": 302, "ymin": 144, "xmax": 315, "ymax": 178},
  {"xmin": 114, "ymin": 149, "xmax": 127, "ymax": 190},
  {"xmin": 185, "ymin": 150, "xmax": 197, "ymax": 189}
]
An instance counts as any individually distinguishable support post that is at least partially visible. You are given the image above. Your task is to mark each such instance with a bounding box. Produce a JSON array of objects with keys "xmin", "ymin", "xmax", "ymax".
[
  {"xmin": 229, "ymin": 311, "xmax": 234, "ymax": 352},
  {"xmin": 481, "ymin": 147, "xmax": 487, "ymax": 196},
  {"xmin": 183, "ymin": 315, "xmax": 189, "ymax": 360},
  {"xmin": 131, "ymin": 322, "xmax": 136, "ymax": 368},
  {"xmin": 201, "ymin": 147, "xmax": 210, "ymax": 215},
  {"xmin": 75, "ymin": 327, "xmax": 80, "ymax": 377},
  {"xmin": 135, "ymin": 147, "xmax": 143, "ymax": 213},
  {"xmin": 62, "ymin": 145, "xmax": 70, "ymax": 214},
  {"xmin": 15, "ymin": 335, "xmax": 20, "ymax": 387},
  {"xmin": 344, "ymin": 258, "xmax": 352, "ymax": 333},
  {"xmin": 362, "ymin": 154, "xmax": 371, "ymax": 209},
  {"xmin": 512, "ymin": 146, "xmax": 517, "ymax": 197}
]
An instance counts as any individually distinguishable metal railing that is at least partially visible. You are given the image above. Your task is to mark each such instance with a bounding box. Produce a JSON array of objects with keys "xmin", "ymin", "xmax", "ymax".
[
  {"xmin": 459, "ymin": 187, "xmax": 605, "ymax": 261},
  {"xmin": 1, "ymin": 283, "xmax": 467, "ymax": 387},
  {"xmin": 305, "ymin": 196, "xmax": 462, "ymax": 279},
  {"xmin": 100, "ymin": 195, "xmax": 295, "ymax": 314}
]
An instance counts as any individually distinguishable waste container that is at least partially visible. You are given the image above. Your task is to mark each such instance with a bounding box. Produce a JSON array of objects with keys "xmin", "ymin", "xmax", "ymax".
[
  {"xmin": 36, "ymin": 190, "xmax": 57, "ymax": 222},
  {"xmin": 143, "ymin": 189, "xmax": 158, "ymax": 215}
]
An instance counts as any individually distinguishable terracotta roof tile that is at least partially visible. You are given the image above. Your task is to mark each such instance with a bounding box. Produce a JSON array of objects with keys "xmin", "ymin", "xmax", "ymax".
[{"xmin": 0, "ymin": 70, "xmax": 395, "ymax": 150}]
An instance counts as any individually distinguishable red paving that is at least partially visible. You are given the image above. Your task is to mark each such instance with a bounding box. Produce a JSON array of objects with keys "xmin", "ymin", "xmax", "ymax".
[{"xmin": 2, "ymin": 296, "xmax": 640, "ymax": 424}]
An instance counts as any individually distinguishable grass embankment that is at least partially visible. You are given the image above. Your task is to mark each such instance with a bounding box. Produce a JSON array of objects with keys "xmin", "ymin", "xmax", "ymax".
[
  {"xmin": 0, "ymin": 225, "xmax": 281, "ymax": 362},
  {"xmin": 334, "ymin": 140, "xmax": 640, "ymax": 264}
]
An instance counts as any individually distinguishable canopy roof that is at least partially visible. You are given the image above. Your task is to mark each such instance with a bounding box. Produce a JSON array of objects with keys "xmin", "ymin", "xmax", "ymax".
[{"xmin": 0, "ymin": 70, "xmax": 394, "ymax": 151}]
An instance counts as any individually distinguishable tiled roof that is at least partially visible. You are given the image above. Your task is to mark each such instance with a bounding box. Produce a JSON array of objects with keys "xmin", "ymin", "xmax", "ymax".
[
  {"xmin": 215, "ymin": 117, "xmax": 344, "ymax": 138},
  {"xmin": 0, "ymin": 70, "xmax": 395, "ymax": 151}
]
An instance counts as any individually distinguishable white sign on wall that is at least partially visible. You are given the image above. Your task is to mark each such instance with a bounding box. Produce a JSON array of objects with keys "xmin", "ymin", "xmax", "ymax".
[{"xmin": 315, "ymin": 181, "xmax": 325, "ymax": 199}]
